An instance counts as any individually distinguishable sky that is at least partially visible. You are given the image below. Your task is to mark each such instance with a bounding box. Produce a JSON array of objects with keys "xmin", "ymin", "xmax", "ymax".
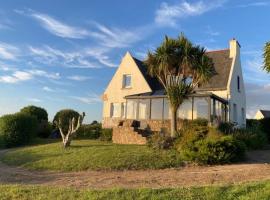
[{"xmin": 0, "ymin": 0, "xmax": 270, "ymax": 123}]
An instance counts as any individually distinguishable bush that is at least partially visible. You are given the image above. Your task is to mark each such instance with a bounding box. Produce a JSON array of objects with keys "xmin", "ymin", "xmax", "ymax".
[
  {"xmin": 218, "ymin": 122, "xmax": 234, "ymax": 134},
  {"xmin": 20, "ymin": 105, "xmax": 50, "ymax": 138},
  {"xmin": 179, "ymin": 136, "xmax": 246, "ymax": 164},
  {"xmin": 147, "ymin": 133, "xmax": 174, "ymax": 150},
  {"xmin": 20, "ymin": 105, "xmax": 48, "ymax": 122},
  {"xmin": 0, "ymin": 113, "xmax": 38, "ymax": 147},
  {"xmin": 232, "ymin": 128, "xmax": 267, "ymax": 150},
  {"xmin": 38, "ymin": 121, "xmax": 53, "ymax": 138},
  {"xmin": 260, "ymin": 118, "xmax": 270, "ymax": 142},
  {"xmin": 53, "ymin": 109, "xmax": 80, "ymax": 133},
  {"xmin": 100, "ymin": 128, "xmax": 112, "ymax": 141},
  {"xmin": 77, "ymin": 123, "xmax": 102, "ymax": 139}
]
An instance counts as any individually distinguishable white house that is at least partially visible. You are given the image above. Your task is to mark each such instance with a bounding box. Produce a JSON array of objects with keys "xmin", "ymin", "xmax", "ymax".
[
  {"xmin": 102, "ymin": 39, "xmax": 246, "ymax": 132},
  {"xmin": 254, "ymin": 110, "xmax": 270, "ymax": 119}
]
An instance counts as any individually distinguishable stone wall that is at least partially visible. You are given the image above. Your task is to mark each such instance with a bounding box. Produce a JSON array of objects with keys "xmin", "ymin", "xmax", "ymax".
[
  {"xmin": 103, "ymin": 117, "xmax": 185, "ymax": 133},
  {"xmin": 112, "ymin": 127, "xmax": 147, "ymax": 145}
]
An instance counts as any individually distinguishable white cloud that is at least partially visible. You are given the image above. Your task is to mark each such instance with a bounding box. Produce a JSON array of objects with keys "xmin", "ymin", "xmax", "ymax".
[
  {"xmin": 71, "ymin": 93, "xmax": 101, "ymax": 104},
  {"xmin": 93, "ymin": 23, "xmax": 143, "ymax": 48},
  {"xmin": 0, "ymin": 71, "xmax": 32, "ymax": 83},
  {"xmin": 0, "ymin": 68, "xmax": 60, "ymax": 84},
  {"xmin": 67, "ymin": 75, "xmax": 92, "ymax": 81},
  {"xmin": 42, "ymin": 86, "xmax": 55, "ymax": 92},
  {"xmin": 29, "ymin": 45, "xmax": 117, "ymax": 68},
  {"xmin": 205, "ymin": 26, "xmax": 220, "ymax": 36},
  {"xmin": 26, "ymin": 98, "xmax": 42, "ymax": 103},
  {"xmin": 0, "ymin": 42, "xmax": 19, "ymax": 60},
  {"xmin": 29, "ymin": 11, "xmax": 91, "ymax": 39},
  {"xmin": 155, "ymin": 0, "xmax": 227, "ymax": 27},
  {"xmin": 28, "ymin": 69, "xmax": 60, "ymax": 79}
]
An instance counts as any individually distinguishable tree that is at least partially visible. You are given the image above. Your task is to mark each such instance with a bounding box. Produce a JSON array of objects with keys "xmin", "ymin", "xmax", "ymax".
[
  {"xmin": 263, "ymin": 42, "xmax": 270, "ymax": 73},
  {"xmin": 20, "ymin": 105, "xmax": 48, "ymax": 122},
  {"xmin": 53, "ymin": 109, "xmax": 85, "ymax": 148},
  {"xmin": 145, "ymin": 34, "xmax": 214, "ymax": 137},
  {"xmin": 20, "ymin": 105, "xmax": 50, "ymax": 138}
]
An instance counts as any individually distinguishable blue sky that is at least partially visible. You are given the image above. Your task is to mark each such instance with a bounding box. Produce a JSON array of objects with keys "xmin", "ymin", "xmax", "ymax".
[{"xmin": 0, "ymin": 0, "xmax": 270, "ymax": 123}]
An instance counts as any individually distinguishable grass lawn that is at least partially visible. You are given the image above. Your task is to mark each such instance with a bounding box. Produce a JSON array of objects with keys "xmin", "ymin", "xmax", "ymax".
[
  {"xmin": 0, "ymin": 139, "xmax": 182, "ymax": 171},
  {"xmin": 1, "ymin": 181, "xmax": 270, "ymax": 200}
]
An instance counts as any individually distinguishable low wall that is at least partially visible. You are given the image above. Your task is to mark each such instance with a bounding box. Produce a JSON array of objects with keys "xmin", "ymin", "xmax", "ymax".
[{"xmin": 112, "ymin": 127, "xmax": 147, "ymax": 145}]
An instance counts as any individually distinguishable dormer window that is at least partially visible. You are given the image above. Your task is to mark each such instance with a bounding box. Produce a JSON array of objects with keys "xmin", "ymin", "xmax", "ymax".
[{"xmin": 123, "ymin": 74, "xmax": 132, "ymax": 88}]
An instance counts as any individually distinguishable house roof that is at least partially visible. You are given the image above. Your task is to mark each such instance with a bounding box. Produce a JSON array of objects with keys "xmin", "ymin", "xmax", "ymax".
[
  {"xmin": 125, "ymin": 90, "xmax": 228, "ymax": 104},
  {"xmin": 132, "ymin": 49, "xmax": 233, "ymax": 92},
  {"xmin": 260, "ymin": 110, "xmax": 270, "ymax": 118},
  {"xmin": 133, "ymin": 57, "xmax": 163, "ymax": 91},
  {"xmin": 198, "ymin": 49, "xmax": 233, "ymax": 91}
]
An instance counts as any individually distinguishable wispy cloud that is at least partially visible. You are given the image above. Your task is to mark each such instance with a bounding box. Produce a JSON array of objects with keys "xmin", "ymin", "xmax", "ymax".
[
  {"xmin": 26, "ymin": 98, "xmax": 42, "ymax": 103},
  {"xmin": 237, "ymin": 2, "xmax": 270, "ymax": 8},
  {"xmin": 17, "ymin": 9, "xmax": 147, "ymax": 50},
  {"xmin": 205, "ymin": 26, "xmax": 220, "ymax": 36},
  {"xmin": 29, "ymin": 45, "xmax": 117, "ymax": 68},
  {"xmin": 71, "ymin": 93, "xmax": 101, "ymax": 104},
  {"xmin": 42, "ymin": 86, "xmax": 55, "ymax": 92},
  {"xmin": 0, "ymin": 69, "xmax": 60, "ymax": 84},
  {"xmin": 155, "ymin": 0, "xmax": 227, "ymax": 27},
  {"xmin": 0, "ymin": 42, "xmax": 19, "ymax": 60},
  {"xmin": 67, "ymin": 75, "xmax": 92, "ymax": 81},
  {"xmin": 16, "ymin": 9, "xmax": 92, "ymax": 39},
  {"xmin": 0, "ymin": 71, "xmax": 32, "ymax": 83}
]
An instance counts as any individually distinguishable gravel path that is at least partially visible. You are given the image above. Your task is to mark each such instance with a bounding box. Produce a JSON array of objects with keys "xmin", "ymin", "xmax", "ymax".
[{"xmin": 1, "ymin": 150, "xmax": 270, "ymax": 189}]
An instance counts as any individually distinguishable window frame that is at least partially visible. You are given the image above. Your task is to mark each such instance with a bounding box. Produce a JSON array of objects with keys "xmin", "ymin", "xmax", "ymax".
[{"xmin": 122, "ymin": 74, "xmax": 132, "ymax": 89}]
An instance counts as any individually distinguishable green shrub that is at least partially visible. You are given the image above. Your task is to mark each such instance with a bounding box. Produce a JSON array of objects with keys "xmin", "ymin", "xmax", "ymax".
[
  {"xmin": 53, "ymin": 109, "xmax": 80, "ymax": 133},
  {"xmin": 147, "ymin": 133, "xmax": 174, "ymax": 150},
  {"xmin": 179, "ymin": 136, "xmax": 246, "ymax": 164},
  {"xmin": 218, "ymin": 122, "xmax": 234, "ymax": 134},
  {"xmin": 77, "ymin": 123, "xmax": 101, "ymax": 139},
  {"xmin": 20, "ymin": 105, "xmax": 49, "ymax": 138},
  {"xmin": 38, "ymin": 121, "xmax": 53, "ymax": 138},
  {"xmin": 0, "ymin": 113, "xmax": 38, "ymax": 147},
  {"xmin": 232, "ymin": 128, "xmax": 267, "ymax": 150},
  {"xmin": 20, "ymin": 105, "xmax": 48, "ymax": 122},
  {"xmin": 260, "ymin": 118, "xmax": 270, "ymax": 142},
  {"xmin": 100, "ymin": 128, "xmax": 112, "ymax": 141}
]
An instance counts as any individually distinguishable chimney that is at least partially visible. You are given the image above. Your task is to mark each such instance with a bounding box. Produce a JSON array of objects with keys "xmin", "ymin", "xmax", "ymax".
[{"xmin": 229, "ymin": 38, "xmax": 241, "ymax": 58}]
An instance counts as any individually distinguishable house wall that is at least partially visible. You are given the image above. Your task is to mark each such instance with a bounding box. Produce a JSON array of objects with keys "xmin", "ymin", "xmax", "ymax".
[
  {"xmin": 102, "ymin": 52, "xmax": 152, "ymax": 128},
  {"xmin": 227, "ymin": 40, "xmax": 246, "ymax": 127},
  {"xmin": 254, "ymin": 111, "xmax": 264, "ymax": 119}
]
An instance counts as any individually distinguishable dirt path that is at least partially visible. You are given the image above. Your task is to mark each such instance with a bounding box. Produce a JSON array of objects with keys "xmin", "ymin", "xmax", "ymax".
[{"xmin": 1, "ymin": 150, "xmax": 270, "ymax": 189}]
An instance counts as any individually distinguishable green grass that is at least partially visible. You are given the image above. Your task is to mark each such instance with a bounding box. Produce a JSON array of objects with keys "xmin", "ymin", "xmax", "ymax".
[
  {"xmin": 1, "ymin": 181, "xmax": 270, "ymax": 200},
  {"xmin": 0, "ymin": 140, "xmax": 182, "ymax": 171}
]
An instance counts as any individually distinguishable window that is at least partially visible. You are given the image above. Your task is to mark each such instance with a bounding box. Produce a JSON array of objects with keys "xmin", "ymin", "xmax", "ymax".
[
  {"xmin": 110, "ymin": 103, "xmax": 121, "ymax": 118},
  {"xmin": 151, "ymin": 99, "xmax": 163, "ymax": 119},
  {"xmin": 237, "ymin": 76, "xmax": 240, "ymax": 92},
  {"xmin": 233, "ymin": 103, "xmax": 237, "ymax": 123},
  {"xmin": 178, "ymin": 99, "xmax": 193, "ymax": 120},
  {"xmin": 138, "ymin": 99, "xmax": 150, "ymax": 119},
  {"xmin": 121, "ymin": 103, "xmax": 126, "ymax": 118},
  {"xmin": 193, "ymin": 97, "xmax": 208, "ymax": 120},
  {"xmin": 126, "ymin": 100, "xmax": 137, "ymax": 119},
  {"xmin": 123, "ymin": 74, "xmax": 131, "ymax": 88}
]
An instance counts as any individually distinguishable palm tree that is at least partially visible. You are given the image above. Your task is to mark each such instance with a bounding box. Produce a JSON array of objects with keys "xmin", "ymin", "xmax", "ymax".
[
  {"xmin": 145, "ymin": 34, "xmax": 214, "ymax": 137},
  {"xmin": 263, "ymin": 42, "xmax": 270, "ymax": 73}
]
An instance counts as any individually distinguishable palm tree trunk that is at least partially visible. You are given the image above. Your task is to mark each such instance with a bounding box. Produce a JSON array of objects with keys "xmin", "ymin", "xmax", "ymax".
[{"xmin": 170, "ymin": 106, "xmax": 177, "ymax": 138}]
